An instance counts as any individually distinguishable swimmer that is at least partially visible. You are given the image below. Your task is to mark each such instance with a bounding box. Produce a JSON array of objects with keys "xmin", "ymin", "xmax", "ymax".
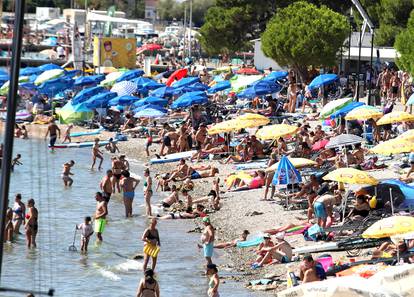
[
  {"xmin": 61, "ymin": 160, "xmax": 75, "ymax": 187},
  {"xmin": 62, "ymin": 124, "xmax": 74, "ymax": 143},
  {"xmin": 105, "ymin": 138, "xmax": 120, "ymax": 154},
  {"xmin": 90, "ymin": 138, "xmax": 103, "ymax": 170},
  {"xmin": 11, "ymin": 154, "xmax": 22, "ymax": 172}
]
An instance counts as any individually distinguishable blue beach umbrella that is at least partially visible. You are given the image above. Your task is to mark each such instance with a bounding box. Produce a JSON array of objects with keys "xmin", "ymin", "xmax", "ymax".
[
  {"xmin": 20, "ymin": 67, "xmax": 41, "ymax": 76},
  {"xmin": 108, "ymin": 95, "xmax": 139, "ymax": 106},
  {"xmin": 134, "ymin": 108, "xmax": 166, "ymax": 118},
  {"xmin": 134, "ymin": 103, "xmax": 168, "ymax": 113},
  {"xmin": 171, "ymin": 91, "xmax": 208, "ymax": 109},
  {"xmin": 116, "ymin": 69, "xmax": 145, "ymax": 82},
  {"xmin": 37, "ymin": 63, "xmax": 62, "ymax": 73},
  {"xmin": 65, "ymin": 70, "xmax": 81, "ymax": 78},
  {"xmin": 0, "ymin": 74, "xmax": 9, "ymax": 85},
  {"xmin": 142, "ymin": 80, "xmax": 165, "ymax": 90},
  {"xmin": 208, "ymin": 81, "xmax": 231, "ymax": 94},
  {"xmin": 38, "ymin": 77, "xmax": 74, "ymax": 97},
  {"xmin": 263, "ymin": 71, "xmax": 288, "ymax": 82},
  {"xmin": 133, "ymin": 77, "xmax": 154, "ymax": 89},
  {"xmin": 150, "ymin": 86, "xmax": 175, "ymax": 98},
  {"xmin": 72, "ymin": 86, "xmax": 106, "ymax": 105},
  {"xmin": 308, "ymin": 74, "xmax": 339, "ymax": 90},
  {"xmin": 238, "ymin": 81, "xmax": 281, "ymax": 99},
  {"xmin": 172, "ymin": 76, "xmax": 200, "ymax": 88},
  {"xmin": 272, "ymin": 155, "xmax": 302, "ymax": 186},
  {"xmin": 74, "ymin": 75, "xmax": 105, "ymax": 87},
  {"xmin": 133, "ymin": 96, "xmax": 168, "ymax": 108},
  {"xmin": 330, "ymin": 102, "xmax": 365, "ymax": 119},
  {"xmin": 84, "ymin": 92, "xmax": 117, "ymax": 109}
]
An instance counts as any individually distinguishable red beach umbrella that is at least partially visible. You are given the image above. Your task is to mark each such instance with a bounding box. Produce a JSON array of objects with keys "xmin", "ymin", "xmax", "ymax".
[
  {"xmin": 312, "ymin": 139, "xmax": 329, "ymax": 151},
  {"xmin": 166, "ymin": 68, "xmax": 188, "ymax": 86}
]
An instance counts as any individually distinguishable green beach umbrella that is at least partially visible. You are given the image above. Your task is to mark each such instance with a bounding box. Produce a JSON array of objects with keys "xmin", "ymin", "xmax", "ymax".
[{"xmin": 35, "ymin": 69, "xmax": 65, "ymax": 85}]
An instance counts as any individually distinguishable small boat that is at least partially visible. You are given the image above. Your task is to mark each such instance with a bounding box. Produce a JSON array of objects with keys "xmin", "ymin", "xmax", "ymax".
[
  {"xmin": 149, "ymin": 150, "xmax": 196, "ymax": 164},
  {"xmin": 50, "ymin": 139, "xmax": 117, "ymax": 149},
  {"xmin": 70, "ymin": 127, "xmax": 104, "ymax": 137}
]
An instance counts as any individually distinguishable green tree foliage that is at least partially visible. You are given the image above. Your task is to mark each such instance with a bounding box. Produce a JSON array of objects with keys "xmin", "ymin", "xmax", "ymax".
[
  {"xmin": 261, "ymin": 1, "xmax": 348, "ymax": 81},
  {"xmin": 395, "ymin": 10, "xmax": 414, "ymax": 75},
  {"xmin": 157, "ymin": 0, "xmax": 214, "ymax": 27}
]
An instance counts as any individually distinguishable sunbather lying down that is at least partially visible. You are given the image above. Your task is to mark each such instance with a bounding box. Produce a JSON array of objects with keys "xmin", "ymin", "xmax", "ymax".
[
  {"xmin": 226, "ymin": 170, "xmax": 265, "ymax": 192},
  {"xmin": 372, "ymin": 240, "xmax": 408, "ymax": 259},
  {"xmin": 200, "ymin": 230, "xmax": 250, "ymax": 249},
  {"xmin": 263, "ymin": 222, "xmax": 311, "ymax": 236}
]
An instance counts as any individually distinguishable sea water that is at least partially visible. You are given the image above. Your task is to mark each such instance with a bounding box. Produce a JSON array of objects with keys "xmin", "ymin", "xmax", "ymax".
[{"xmin": 1, "ymin": 137, "xmax": 266, "ymax": 297}]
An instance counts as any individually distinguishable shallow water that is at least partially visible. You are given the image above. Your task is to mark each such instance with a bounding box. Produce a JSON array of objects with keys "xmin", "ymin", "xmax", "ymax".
[{"xmin": 1, "ymin": 137, "xmax": 265, "ymax": 297}]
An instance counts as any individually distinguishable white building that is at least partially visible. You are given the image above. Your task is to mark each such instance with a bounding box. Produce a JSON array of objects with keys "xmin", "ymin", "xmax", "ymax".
[
  {"xmin": 36, "ymin": 7, "xmax": 60, "ymax": 21},
  {"xmin": 252, "ymin": 39, "xmax": 283, "ymax": 71}
]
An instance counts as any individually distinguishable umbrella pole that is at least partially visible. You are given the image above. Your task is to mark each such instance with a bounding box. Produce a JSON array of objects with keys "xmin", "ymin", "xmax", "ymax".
[
  {"xmin": 341, "ymin": 184, "xmax": 347, "ymax": 223},
  {"xmin": 389, "ymin": 188, "xmax": 394, "ymax": 215}
]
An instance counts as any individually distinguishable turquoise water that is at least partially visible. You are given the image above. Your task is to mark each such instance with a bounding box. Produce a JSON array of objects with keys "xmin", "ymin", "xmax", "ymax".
[{"xmin": 0, "ymin": 137, "xmax": 264, "ymax": 297}]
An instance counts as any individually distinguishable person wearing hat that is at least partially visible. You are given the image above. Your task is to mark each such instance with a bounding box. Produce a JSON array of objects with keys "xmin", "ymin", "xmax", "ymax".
[{"xmin": 200, "ymin": 216, "xmax": 215, "ymax": 265}]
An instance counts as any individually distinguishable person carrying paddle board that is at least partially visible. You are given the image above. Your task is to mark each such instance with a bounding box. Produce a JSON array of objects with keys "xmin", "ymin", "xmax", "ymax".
[{"xmin": 142, "ymin": 218, "xmax": 160, "ymax": 272}]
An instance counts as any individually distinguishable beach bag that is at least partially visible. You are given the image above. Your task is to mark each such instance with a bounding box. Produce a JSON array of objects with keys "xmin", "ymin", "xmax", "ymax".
[
  {"xmin": 303, "ymin": 224, "xmax": 324, "ymax": 241},
  {"xmin": 143, "ymin": 243, "xmax": 160, "ymax": 258}
]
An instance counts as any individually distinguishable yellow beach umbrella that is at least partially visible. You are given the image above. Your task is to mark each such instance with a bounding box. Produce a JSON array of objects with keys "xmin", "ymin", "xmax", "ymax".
[
  {"xmin": 377, "ymin": 111, "xmax": 414, "ymax": 125},
  {"xmin": 397, "ymin": 129, "xmax": 414, "ymax": 141},
  {"xmin": 233, "ymin": 113, "xmax": 270, "ymax": 129},
  {"xmin": 225, "ymin": 172, "xmax": 253, "ymax": 187},
  {"xmin": 256, "ymin": 124, "xmax": 299, "ymax": 140},
  {"xmin": 362, "ymin": 216, "xmax": 414, "ymax": 239},
  {"xmin": 323, "ymin": 168, "xmax": 378, "ymax": 185},
  {"xmin": 266, "ymin": 158, "xmax": 317, "ymax": 172},
  {"xmin": 207, "ymin": 119, "xmax": 240, "ymax": 135},
  {"xmin": 345, "ymin": 106, "xmax": 383, "ymax": 121},
  {"xmin": 370, "ymin": 138, "xmax": 414, "ymax": 155}
]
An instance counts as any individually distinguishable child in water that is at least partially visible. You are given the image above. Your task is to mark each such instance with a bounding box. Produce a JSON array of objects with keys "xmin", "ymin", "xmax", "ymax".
[
  {"xmin": 11, "ymin": 154, "xmax": 22, "ymax": 172},
  {"xmin": 77, "ymin": 216, "xmax": 94, "ymax": 253}
]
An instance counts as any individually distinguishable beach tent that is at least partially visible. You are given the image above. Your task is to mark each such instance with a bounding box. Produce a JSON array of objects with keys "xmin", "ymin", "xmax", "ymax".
[
  {"xmin": 72, "ymin": 86, "xmax": 105, "ymax": 105},
  {"xmin": 150, "ymin": 86, "xmax": 175, "ymax": 98},
  {"xmin": 133, "ymin": 96, "xmax": 168, "ymax": 108},
  {"xmin": 308, "ymin": 73, "xmax": 339, "ymax": 90},
  {"xmin": 116, "ymin": 69, "xmax": 145, "ymax": 82},
  {"xmin": 84, "ymin": 92, "xmax": 117, "ymax": 109},
  {"xmin": 57, "ymin": 102, "xmax": 93, "ymax": 124}
]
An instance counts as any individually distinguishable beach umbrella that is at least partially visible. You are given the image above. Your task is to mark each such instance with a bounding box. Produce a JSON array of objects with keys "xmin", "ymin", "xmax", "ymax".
[
  {"xmin": 370, "ymin": 138, "xmax": 414, "ymax": 155},
  {"xmin": 57, "ymin": 102, "xmax": 93, "ymax": 124},
  {"xmin": 278, "ymin": 276, "xmax": 398, "ymax": 297},
  {"xmin": 323, "ymin": 168, "xmax": 378, "ymax": 185},
  {"xmin": 34, "ymin": 69, "xmax": 65, "ymax": 85},
  {"xmin": 208, "ymin": 80, "xmax": 231, "ymax": 94},
  {"xmin": 266, "ymin": 158, "xmax": 317, "ymax": 172},
  {"xmin": 308, "ymin": 73, "xmax": 339, "ymax": 90},
  {"xmin": 207, "ymin": 119, "xmax": 240, "ymax": 135},
  {"xmin": 325, "ymin": 134, "xmax": 364, "ymax": 149},
  {"xmin": 0, "ymin": 75, "xmax": 9, "ymax": 86},
  {"xmin": 108, "ymin": 95, "xmax": 139, "ymax": 106},
  {"xmin": 134, "ymin": 103, "xmax": 167, "ymax": 113},
  {"xmin": 186, "ymin": 82, "xmax": 209, "ymax": 91},
  {"xmin": 171, "ymin": 91, "xmax": 208, "ymax": 109},
  {"xmin": 319, "ymin": 97, "xmax": 353, "ymax": 118},
  {"xmin": 236, "ymin": 68, "xmax": 261, "ymax": 75},
  {"xmin": 233, "ymin": 113, "xmax": 270, "ymax": 128},
  {"xmin": 172, "ymin": 76, "xmax": 200, "ymax": 88},
  {"xmin": 84, "ymin": 92, "xmax": 117, "ymax": 109},
  {"xmin": 133, "ymin": 77, "xmax": 154, "ymax": 88},
  {"xmin": 329, "ymin": 102, "xmax": 365, "ymax": 119},
  {"xmin": 137, "ymin": 43, "xmax": 162, "ymax": 54},
  {"xmin": 150, "ymin": 86, "xmax": 175, "ymax": 98},
  {"xmin": 362, "ymin": 216, "xmax": 414, "ymax": 239},
  {"xmin": 74, "ymin": 75, "xmax": 105, "ymax": 87},
  {"xmin": 238, "ymin": 81, "xmax": 281, "ymax": 99},
  {"xmin": 141, "ymin": 80, "xmax": 165, "ymax": 90},
  {"xmin": 371, "ymin": 264, "xmax": 414, "ymax": 297},
  {"xmin": 116, "ymin": 69, "xmax": 144, "ymax": 82},
  {"xmin": 133, "ymin": 96, "xmax": 168, "ymax": 108},
  {"xmin": 20, "ymin": 67, "xmax": 40, "ymax": 76},
  {"xmin": 37, "ymin": 63, "xmax": 61, "ymax": 72},
  {"xmin": 312, "ymin": 139, "xmax": 329, "ymax": 151},
  {"xmin": 111, "ymin": 81, "xmax": 138, "ymax": 96},
  {"xmin": 256, "ymin": 124, "xmax": 299, "ymax": 140},
  {"xmin": 263, "ymin": 71, "xmax": 288, "ymax": 82},
  {"xmin": 100, "ymin": 72, "xmax": 123, "ymax": 87},
  {"xmin": 406, "ymin": 93, "xmax": 414, "ymax": 105},
  {"xmin": 166, "ymin": 68, "xmax": 188, "ymax": 86},
  {"xmin": 72, "ymin": 86, "xmax": 105, "ymax": 105},
  {"xmin": 272, "ymin": 155, "xmax": 302, "ymax": 186},
  {"xmin": 230, "ymin": 75, "xmax": 263, "ymax": 93},
  {"xmin": 37, "ymin": 77, "xmax": 74, "ymax": 97},
  {"xmin": 345, "ymin": 105, "xmax": 383, "ymax": 121},
  {"xmin": 377, "ymin": 111, "xmax": 414, "ymax": 125},
  {"xmin": 65, "ymin": 70, "xmax": 81, "ymax": 78},
  {"xmin": 134, "ymin": 108, "xmax": 166, "ymax": 118},
  {"xmin": 397, "ymin": 129, "xmax": 414, "ymax": 141}
]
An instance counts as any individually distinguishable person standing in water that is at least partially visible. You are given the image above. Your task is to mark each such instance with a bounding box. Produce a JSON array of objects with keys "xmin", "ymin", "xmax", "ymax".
[
  {"xmin": 61, "ymin": 160, "xmax": 75, "ymax": 187},
  {"xmin": 44, "ymin": 119, "xmax": 60, "ymax": 151},
  {"xmin": 136, "ymin": 268, "xmax": 160, "ymax": 297},
  {"xmin": 201, "ymin": 217, "xmax": 215, "ymax": 266},
  {"xmin": 76, "ymin": 216, "xmax": 94, "ymax": 253},
  {"xmin": 100, "ymin": 170, "xmax": 113, "ymax": 202},
  {"xmin": 62, "ymin": 124, "xmax": 74, "ymax": 143},
  {"xmin": 5, "ymin": 205, "xmax": 13, "ymax": 242},
  {"xmin": 142, "ymin": 218, "xmax": 160, "ymax": 271},
  {"xmin": 111, "ymin": 156, "xmax": 123, "ymax": 193},
  {"xmin": 12, "ymin": 193, "xmax": 25, "ymax": 234},
  {"xmin": 90, "ymin": 138, "xmax": 103, "ymax": 170},
  {"xmin": 25, "ymin": 198, "xmax": 38, "ymax": 248},
  {"xmin": 94, "ymin": 192, "xmax": 108, "ymax": 242},
  {"xmin": 206, "ymin": 264, "xmax": 220, "ymax": 297},
  {"xmin": 120, "ymin": 171, "xmax": 139, "ymax": 217},
  {"xmin": 143, "ymin": 168, "xmax": 153, "ymax": 216}
]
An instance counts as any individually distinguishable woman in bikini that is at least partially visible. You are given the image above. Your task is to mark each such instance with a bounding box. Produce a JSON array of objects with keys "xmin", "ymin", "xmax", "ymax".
[
  {"xmin": 111, "ymin": 156, "xmax": 123, "ymax": 193},
  {"xmin": 142, "ymin": 218, "xmax": 160, "ymax": 271},
  {"xmin": 12, "ymin": 193, "xmax": 25, "ymax": 234},
  {"xmin": 143, "ymin": 168, "xmax": 153, "ymax": 216},
  {"xmin": 136, "ymin": 268, "xmax": 160, "ymax": 297},
  {"xmin": 25, "ymin": 198, "xmax": 38, "ymax": 248},
  {"xmin": 120, "ymin": 171, "xmax": 139, "ymax": 217}
]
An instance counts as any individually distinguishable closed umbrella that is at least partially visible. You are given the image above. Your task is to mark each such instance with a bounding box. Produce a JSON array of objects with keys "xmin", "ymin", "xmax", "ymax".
[
  {"xmin": 345, "ymin": 105, "xmax": 383, "ymax": 121},
  {"xmin": 370, "ymin": 138, "xmax": 414, "ymax": 155},
  {"xmin": 377, "ymin": 111, "xmax": 414, "ymax": 125},
  {"xmin": 150, "ymin": 86, "xmax": 175, "ymax": 98},
  {"xmin": 133, "ymin": 96, "xmax": 168, "ymax": 108},
  {"xmin": 323, "ymin": 168, "xmax": 378, "ymax": 185},
  {"xmin": 308, "ymin": 73, "xmax": 339, "ymax": 90},
  {"xmin": 34, "ymin": 69, "xmax": 65, "ymax": 85},
  {"xmin": 72, "ymin": 86, "xmax": 105, "ymax": 105},
  {"xmin": 111, "ymin": 81, "xmax": 138, "ymax": 96},
  {"xmin": 362, "ymin": 216, "xmax": 414, "ymax": 239},
  {"xmin": 134, "ymin": 108, "xmax": 166, "ymax": 118},
  {"xmin": 325, "ymin": 134, "xmax": 364, "ymax": 149},
  {"xmin": 256, "ymin": 124, "xmax": 299, "ymax": 140},
  {"xmin": 319, "ymin": 97, "xmax": 353, "ymax": 118},
  {"xmin": 370, "ymin": 264, "xmax": 414, "ymax": 297},
  {"xmin": 116, "ymin": 69, "xmax": 144, "ymax": 82}
]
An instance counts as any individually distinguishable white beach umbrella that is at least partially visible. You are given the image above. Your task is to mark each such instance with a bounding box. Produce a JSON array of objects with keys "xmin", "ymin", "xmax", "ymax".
[{"xmin": 370, "ymin": 264, "xmax": 414, "ymax": 297}]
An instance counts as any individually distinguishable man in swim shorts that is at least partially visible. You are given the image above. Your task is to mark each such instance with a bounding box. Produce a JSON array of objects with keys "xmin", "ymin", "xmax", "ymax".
[
  {"xmin": 94, "ymin": 192, "xmax": 108, "ymax": 241},
  {"xmin": 201, "ymin": 216, "xmax": 215, "ymax": 266},
  {"xmin": 44, "ymin": 119, "xmax": 60, "ymax": 152},
  {"xmin": 100, "ymin": 170, "xmax": 113, "ymax": 201}
]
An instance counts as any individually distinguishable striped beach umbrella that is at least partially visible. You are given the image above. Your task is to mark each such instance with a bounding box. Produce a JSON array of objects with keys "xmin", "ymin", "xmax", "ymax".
[{"xmin": 111, "ymin": 81, "xmax": 138, "ymax": 96}]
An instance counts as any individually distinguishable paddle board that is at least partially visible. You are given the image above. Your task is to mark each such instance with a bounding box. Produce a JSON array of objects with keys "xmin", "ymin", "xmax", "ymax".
[
  {"xmin": 149, "ymin": 150, "xmax": 197, "ymax": 164},
  {"xmin": 293, "ymin": 242, "xmax": 338, "ymax": 254},
  {"xmin": 70, "ymin": 127, "xmax": 104, "ymax": 137},
  {"xmin": 236, "ymin": 237, "xmax": 263, "ymax": 248},
  {"xmin": 234, "ymin": 161, "xmax": 268, "ymax": 170},
  {"xmin": 51, "ymin": 139, "xmax": 117, "ymax": 149}
]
